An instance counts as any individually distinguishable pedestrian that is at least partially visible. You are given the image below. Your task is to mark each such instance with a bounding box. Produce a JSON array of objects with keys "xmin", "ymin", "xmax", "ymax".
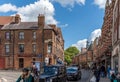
[
  {"xmin": 107, "ymin": 65, "xmax": 111, "ymax": 79},
  {"xmin": 110, "ymin": 69, "xmax": 116, "ymax": 82},
  {"xmin": 100, "ymin": 64, "xmax": 105, "ymax": 77},
  {"xmin": 16, "ymin": 68, "xmax": 34, "ymax": 82},
  {"xmin": 31, "ymin": 63, "xmax": 38, "ymax": 76},
  {"xmin": 94, "ymin": 66, "xmax": 100, "ymax": 82}
]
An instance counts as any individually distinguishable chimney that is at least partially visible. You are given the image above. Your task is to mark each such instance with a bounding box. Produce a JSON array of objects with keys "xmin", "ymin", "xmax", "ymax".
[
  {"xmin": 15, "ymin": 14, "xmax": 21, "ymax": 23},
  {"xmin": 38, "ymin": 14, "xmax": 45, "ymax": 28}
]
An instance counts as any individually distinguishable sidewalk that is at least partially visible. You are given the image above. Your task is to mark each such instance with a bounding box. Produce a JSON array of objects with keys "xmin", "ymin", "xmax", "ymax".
[{"xmin": 100, "ymin": 78, "xmax": 110, "ymax": 82}]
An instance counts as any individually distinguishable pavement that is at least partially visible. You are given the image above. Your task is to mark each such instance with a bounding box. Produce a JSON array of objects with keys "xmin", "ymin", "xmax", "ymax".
[
  {"xmin": 0, "ymin": 70, "xmax": 21, "ymax": 82},
  {"xmin": 100, "ymin": 78, "xmax": 110, "ymax": 82}
]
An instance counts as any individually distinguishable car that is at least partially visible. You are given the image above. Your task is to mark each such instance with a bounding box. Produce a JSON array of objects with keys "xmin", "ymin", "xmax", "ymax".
[
  {"xmin": 39, "ymin": 64, "xmax": 67, "ymax": 82},
  {"xmin": 67, "ymin": 66, "xmax": 81, "ymax": 81}
]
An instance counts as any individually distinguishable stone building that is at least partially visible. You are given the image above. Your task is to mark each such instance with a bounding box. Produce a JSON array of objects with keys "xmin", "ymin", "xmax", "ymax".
[
  {"xmin": 0, "ymin": 14, "xmax": 64, "ymax": 69},
  {"xmin": 112, "ymin": 0, "xmax": 120, "ymax": 72}
]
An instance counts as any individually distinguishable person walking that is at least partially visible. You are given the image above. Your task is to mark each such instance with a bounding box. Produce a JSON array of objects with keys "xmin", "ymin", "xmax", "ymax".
[
  {"xmin": 94, "ymin": 66, "xmax": 101, "ymax": 82},
  {"xmin": 16, "ymin": 68, "xmax": 34, "ymax": 82},
  {"xmin": 107, "ymin": 65, "xmax": 111, "ymax": 79},
  {"xmin": 100, "ymin": 64, "xmax": 106, "ymax": 77}
]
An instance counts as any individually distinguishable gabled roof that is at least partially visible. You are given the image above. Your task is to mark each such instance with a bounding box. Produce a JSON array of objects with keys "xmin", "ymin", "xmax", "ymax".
[{"xmin": 0, "ymin": 16, "xmax": 15, "ymax": 25}]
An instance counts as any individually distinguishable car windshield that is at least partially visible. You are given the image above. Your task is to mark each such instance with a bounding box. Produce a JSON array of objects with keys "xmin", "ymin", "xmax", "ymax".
[
  {"xmin": 43, "ymin": 66, "xmax": 58, "ymax": 75},
  {"xmin": 67, "ymin": 67, "xmax": 78, "ymax": 72}
]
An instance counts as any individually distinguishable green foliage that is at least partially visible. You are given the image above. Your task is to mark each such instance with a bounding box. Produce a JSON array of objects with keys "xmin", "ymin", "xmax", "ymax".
[{"xmin": 64, "ymin": 46, "xmax": 79, "ymax": 65}]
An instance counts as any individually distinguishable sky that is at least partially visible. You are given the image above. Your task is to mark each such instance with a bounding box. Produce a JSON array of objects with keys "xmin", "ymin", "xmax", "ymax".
[{"xmin": 0, "ymin": 0, "xmax": 108, "ymax": 50}]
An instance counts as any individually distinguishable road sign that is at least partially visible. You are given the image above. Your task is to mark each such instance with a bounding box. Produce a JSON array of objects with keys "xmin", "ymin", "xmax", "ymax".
[{"xmin": 38, "ymin": 54, "xmax": 42, "ymax": 58}]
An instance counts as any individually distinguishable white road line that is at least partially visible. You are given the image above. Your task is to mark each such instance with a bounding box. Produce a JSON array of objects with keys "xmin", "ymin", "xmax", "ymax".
[{"xmin": 0, "ymin": 78, "xmax": 8, "ymax": 82}]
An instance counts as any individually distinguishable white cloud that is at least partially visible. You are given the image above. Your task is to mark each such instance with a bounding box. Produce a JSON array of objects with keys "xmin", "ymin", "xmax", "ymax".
[
  {"xmin": 89, "ymin": 29, "xmax": 101, "ymax": 41},
  {"xmin": 0, "ymin": 3, "xmax": 17, "ymax": 12},
  {"xmin": 0, "ymin": 0, "xmax": 57, "ymax": 24},
  {"xmin": 59, "ymin": 24, "xmax": 68, "ymax": 28},
  {"xmin": 94, "ymin": 0, "xmax": 107, "ymax": 9},
  {"xmin": 72, "ymin": 39, "xmax": 87, "ymax": 50},
  {"xmin": 72, "ymin": 29, "xmax": 101, "ymax": 50},
  {"xmin": 51, "ymin": 0, "xmax": 85, "ymax": 8}
]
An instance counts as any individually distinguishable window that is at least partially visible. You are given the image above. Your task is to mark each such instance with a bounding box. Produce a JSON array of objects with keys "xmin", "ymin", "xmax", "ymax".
[
  {"xmin": 32, "ymin": 44, "xmax": 36, "ymax": 53},
  {"xmin": 47, "ymin": 44, "xmax": 52, "ymax": 53},
  {"xmin": 19, "ymin": 44, "xmax": 24, "ymax": 53},
  {"xmin": 5, "ymin": 32, "xmax": 10, "ymax": 40},
  {"xmin": 33, "ymin": 32, "xmax": 36, "ymax": 39},
  {"xmin": 5, "ymin": 44, "xmax": 10, "ymax": 54},
  {"xmin": 19, "ymin": 32, "xmax": 24, "ymax": 40}
]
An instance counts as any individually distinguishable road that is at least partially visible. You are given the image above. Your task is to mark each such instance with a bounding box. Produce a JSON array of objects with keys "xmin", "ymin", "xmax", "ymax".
[
  {"xmin": 0, "ymin": 69, "xmax": 92, "ymax": 82},
  {"xmin": 68, "ymin": 69, "xmax": 92, "ymax": 82}
]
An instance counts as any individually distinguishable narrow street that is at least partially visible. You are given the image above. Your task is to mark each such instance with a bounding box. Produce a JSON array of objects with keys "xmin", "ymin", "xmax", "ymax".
[{"xmin": 68, "ymin": 69, "xmax": 92, "ymax": 82}]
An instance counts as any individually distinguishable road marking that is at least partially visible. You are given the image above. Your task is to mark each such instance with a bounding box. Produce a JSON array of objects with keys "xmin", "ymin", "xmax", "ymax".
[{"xmin": 0, "ymin": 78, "xmax": 8, "ymax": 82}]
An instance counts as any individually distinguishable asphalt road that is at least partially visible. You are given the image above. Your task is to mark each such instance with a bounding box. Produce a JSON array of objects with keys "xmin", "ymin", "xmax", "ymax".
[
  {"xmin": 0, "ymin": 69, "xmax": 92, "ymax": 82},
  {"xmin": 67, "ymin": 69, "xmax": 92, "ymax": 82}
]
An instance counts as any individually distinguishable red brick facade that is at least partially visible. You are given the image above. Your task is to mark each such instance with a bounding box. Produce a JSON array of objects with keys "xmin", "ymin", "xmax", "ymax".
[{"xmin": 0, "ymin": 14, "xmax": 64, "ymax": 69}]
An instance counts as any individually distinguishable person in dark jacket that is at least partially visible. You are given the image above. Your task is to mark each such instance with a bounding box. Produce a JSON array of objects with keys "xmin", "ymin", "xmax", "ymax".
[
  {"xmin": 16, "ymin": 68, "xmax": 34, "ymax": 82},
  {"xmin": 94, "ymin": 66, "xmax": 101, "ymax": 82},
  {"xmin": 100, "ymin": 65, "xmax": 106, "ymax": 77}
]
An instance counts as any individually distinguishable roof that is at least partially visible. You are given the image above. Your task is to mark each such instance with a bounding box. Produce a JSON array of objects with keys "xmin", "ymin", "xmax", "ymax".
[
  {"xmin": 1, "ymin": 22, "xmax": 52, "ymax": 30},
  {"xmin": 0, "ymin": 16, "xmax": 15, "ymax": 25}
]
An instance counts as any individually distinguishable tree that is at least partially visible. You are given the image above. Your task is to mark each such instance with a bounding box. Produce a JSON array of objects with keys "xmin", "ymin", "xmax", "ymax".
[{"xmin": 64, "ymin": 46, "xmax": 79, "ymax": 65}]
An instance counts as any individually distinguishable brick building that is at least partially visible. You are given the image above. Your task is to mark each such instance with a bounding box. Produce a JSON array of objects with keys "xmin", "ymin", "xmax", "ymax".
[
  {"xmin": 93, "ymin": 37, "xmax": 99, "ymax": 62},
  {"xmin": 72, "ymin": 48, "xmax": 87, "ymax": 67},
  {"xmin": 112, "ymin": 0, "xmax": 120, "ymax": 72},
  {"xmin": 99, "ymin": 0, "xmax": 115, "ymax": 68},
  {"xmin": 0, "ymin": 14, "xmax": 64, "ymax": 69},
  {"xmin": 0, "ymin": 16, "xmax": 15, "ymax": 69}
]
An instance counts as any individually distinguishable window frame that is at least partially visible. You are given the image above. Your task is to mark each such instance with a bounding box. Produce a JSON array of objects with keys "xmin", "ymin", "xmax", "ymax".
[
  {"xmin": 33, "ymin": 31, "xmax": 36, "ymax": 39},
  {"xmin": 5, "ymin": 32, "xmax": 11, "ymax": 40},
  {"xmin": 47, "ymin": 43, "xmax": 52, "ymax": 54},
  {"xmin": 32, "ymin": 44, "xmax": 36, "ymax": 53},
  {"xmin": 19, "ymin": 44, "xmax": 24, "ymax": 53},
  {"xmin": 19, "ymin": 32, "xmax": 24, "ymax": 40},
  {"xmin": 5, "ymin": 44, "xmax": 10, "ymax": 54}
]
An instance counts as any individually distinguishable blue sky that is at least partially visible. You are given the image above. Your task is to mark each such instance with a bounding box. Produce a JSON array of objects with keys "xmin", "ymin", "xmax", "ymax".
[{"xmin": 0, "ymin": 0, "xmax": 107, "ymax": 50}]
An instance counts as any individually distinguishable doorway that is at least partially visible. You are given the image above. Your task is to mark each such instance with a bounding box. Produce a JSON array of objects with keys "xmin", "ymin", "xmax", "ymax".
[{"xmin": 19, "ymin": 58, "xmax": 24, "ymax": 68}]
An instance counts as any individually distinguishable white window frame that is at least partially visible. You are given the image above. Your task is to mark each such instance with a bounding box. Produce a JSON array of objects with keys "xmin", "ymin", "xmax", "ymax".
[
  {"xmin": 5, "ymin": 44, "xmax": 10, "ymax": 54},
  {"xmin": 5, "ymin": 32, "xmax": 10, "ymax": 40},
  {"xmin": 47, "ymin": 44, "xmax": 52, "ymax": 54},
  {"xmin": 33, "ymin": 32, "xmax": 36, "ymax": 39},
  {"xmin": 32, "ymin": 44, "xmax": 36, "ymax": 53},
  {"xmin": 19, "ymin": 32, "xmax": 24, "ymax": 40}
]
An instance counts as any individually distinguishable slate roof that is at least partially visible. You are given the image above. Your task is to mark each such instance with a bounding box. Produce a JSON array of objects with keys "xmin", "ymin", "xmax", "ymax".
[{"xmin": 1, "ymin": 22, "xmax": 52, "ymax": 30}]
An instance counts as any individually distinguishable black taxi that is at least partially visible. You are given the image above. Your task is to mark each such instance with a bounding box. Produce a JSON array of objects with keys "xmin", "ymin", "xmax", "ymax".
[{"xmin": 39, "ymin": 64, "xmax": 66, "ymax": 82}]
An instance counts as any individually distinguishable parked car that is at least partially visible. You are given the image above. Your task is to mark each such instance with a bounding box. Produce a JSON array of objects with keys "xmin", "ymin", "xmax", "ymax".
[
  {"xmin": 67, "ymin": 66, "xmax": 81, "ymax": 81},
  {"xmin": 39, "ymin": 64, "xmax": 67, "ymax": 82}
]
